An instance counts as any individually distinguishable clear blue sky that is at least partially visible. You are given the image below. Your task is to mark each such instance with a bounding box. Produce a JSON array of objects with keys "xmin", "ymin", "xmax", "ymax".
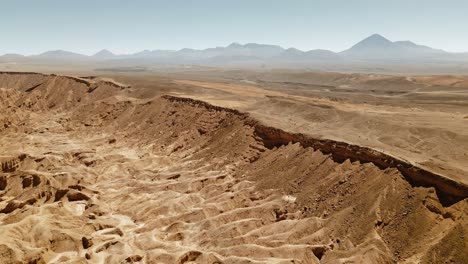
[{"xmin": 1, "ymin": 0, "xmax": 467, "ymax": 55}]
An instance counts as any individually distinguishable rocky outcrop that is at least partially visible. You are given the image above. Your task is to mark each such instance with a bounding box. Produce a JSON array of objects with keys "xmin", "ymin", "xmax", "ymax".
[
  {"xmin": 164, "ymin": 95, "xmax": 468, "ymax": 205},
  {"xmin": 250, "ymin": 123, "xmax": 468, "ymax": 205}
]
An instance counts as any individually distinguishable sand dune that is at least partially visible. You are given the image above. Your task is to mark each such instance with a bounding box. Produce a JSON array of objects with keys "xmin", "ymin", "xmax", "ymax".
[{"xmin": 0, "ymin": 72, "xmax": 467, "ymax": 263}]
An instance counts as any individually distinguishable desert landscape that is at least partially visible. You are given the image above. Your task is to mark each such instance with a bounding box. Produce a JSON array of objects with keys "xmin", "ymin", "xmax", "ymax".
[
  {"xmin": 0, "ymin": 69, "xmax": 466, "ymax": 263},
  {"xmin": 2, "ymin": 1, "xmax": 468, "ymax": 262}
]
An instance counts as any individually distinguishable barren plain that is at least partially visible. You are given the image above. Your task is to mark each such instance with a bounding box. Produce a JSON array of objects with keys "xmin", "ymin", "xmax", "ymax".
[{"xmin": 0, "ymin": 70, "xmax": 467, "ymax": 263}]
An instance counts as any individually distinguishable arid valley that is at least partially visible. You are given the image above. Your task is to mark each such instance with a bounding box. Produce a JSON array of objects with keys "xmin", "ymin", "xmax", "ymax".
[
  {"xmin": 3, "ymin": 1, "xmax": 468, "ymax": 263},
  {"xmin": 0, "ymin": 68, "xmax": 467, "ymax": 263}
]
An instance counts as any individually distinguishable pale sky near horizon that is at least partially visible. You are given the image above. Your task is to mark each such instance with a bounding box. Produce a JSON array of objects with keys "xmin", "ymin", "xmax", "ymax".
[{"xmin": 1, "ymin": 0, "xmax": 467, "ymax": 55}]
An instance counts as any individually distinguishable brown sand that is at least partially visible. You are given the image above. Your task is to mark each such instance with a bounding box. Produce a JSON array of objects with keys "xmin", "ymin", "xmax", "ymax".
[{"xmin": 0, "ymin": 72, "xmax": 467, "ymax": 263}]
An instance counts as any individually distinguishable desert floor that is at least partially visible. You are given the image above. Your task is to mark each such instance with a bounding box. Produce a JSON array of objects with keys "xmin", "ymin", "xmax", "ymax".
[{"xmin": 0, "ymin": 70, "xmax": 466, "ymax": 263}]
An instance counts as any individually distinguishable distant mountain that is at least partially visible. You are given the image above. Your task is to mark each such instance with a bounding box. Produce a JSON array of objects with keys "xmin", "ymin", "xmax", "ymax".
[
  {"xmin": 304, "ymin": 49, "xmax": 340, "ymax": 59},
  {"xmin": 393, "ymin": 41, "xmax": 445, "ymax": 53},
  {"xmin": 93, "ymin": 49, "xmax": 115, "ymax": 59},
  {"xmin": 341, "ymin": 34, "xmax": 445, "ymax": 59},
  {"xmin": 35, "ymin": 50, "xmax": 89, "ymax": 60},
  {"xmin": 109, "ymin": 43, "xmax": 287, "ymax": 63},
  {"xmin": 231, "ymin": 43, "xmax": 285, "ymax": 58},
  {"xmin": 132, "ymin": 49, "xmax": 152, "ymax": 57},
  {"xmin": 1, "ymin": 35, "xmax": 465, "ymax": 68},
  {"xmin": 275, "ymin": 48, "xmax": 339, "ymax": 61},
  {"xmin": 0, "ymin": 53, "xmax": 25, "ymax": 62},
  {"xmin": 176, "ymin": 43, "xmax": 285, "ymax": 61},
  {"xmin": 130, "ymin": 49, "xmax": 175, "ymax": 59}
]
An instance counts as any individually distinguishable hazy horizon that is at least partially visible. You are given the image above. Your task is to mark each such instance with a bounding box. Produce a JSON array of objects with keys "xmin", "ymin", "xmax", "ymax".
[
  {"xmin": 0, "ymin": 34, "xmax": 452, "ymax": 57},
  {"xmin": 1, "ymin": 0, "xmax": 468, "ymax": 55}
]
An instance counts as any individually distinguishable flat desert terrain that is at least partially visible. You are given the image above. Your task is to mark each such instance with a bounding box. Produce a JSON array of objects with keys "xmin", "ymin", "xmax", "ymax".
[{"xmin": 0, "ymin": 70, "xmax": 467, "ymax": 263}]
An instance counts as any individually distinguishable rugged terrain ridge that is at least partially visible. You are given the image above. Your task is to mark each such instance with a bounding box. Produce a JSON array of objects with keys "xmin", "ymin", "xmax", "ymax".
[{"xmin": 0, "ymin": 71, "xmax": 466, "ymax": 263}]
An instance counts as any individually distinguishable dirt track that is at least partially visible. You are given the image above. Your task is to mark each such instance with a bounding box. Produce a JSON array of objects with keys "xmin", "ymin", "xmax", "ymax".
[{"xmin": 0, "ymin": 72, "xmax": 467, "ymax": 263}]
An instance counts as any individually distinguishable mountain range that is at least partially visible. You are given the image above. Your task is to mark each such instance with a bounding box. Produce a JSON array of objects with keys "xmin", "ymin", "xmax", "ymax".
[{"xmin": 1, "ymin": 34, "xmax": 467, "ymax": 66}]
